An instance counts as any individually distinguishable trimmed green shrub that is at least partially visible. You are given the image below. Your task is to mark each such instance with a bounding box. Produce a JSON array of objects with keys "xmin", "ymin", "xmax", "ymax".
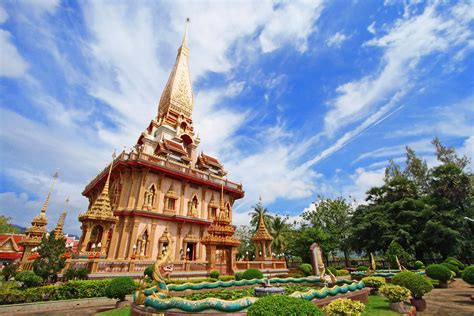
[
  {"xmin": 336, "ymin": 269, "xmax": 350, "ymax": 276},
  {"xmin": 63, "ymin": 267, "xmax": 89, "ymax": 281},
  {"xmin": 15, "ymin": 271, "xmax": 42, "ymax": 288},
  {"xmin": 357, "ymin": 265, "xmax": 369, "ymax": 271},
  {"xmin": 242, "ymin": 268, "xmax": 263, "ymax": 280},
  {"xmin": 144, "ymin": 265, "xmax": 154, "ymax": 279},
  {"xmin": 247, "ymin": 294, "xmax": 324, "ymax": 316},
  {"xmin": 234, "ymin": 272, "xmax": 244, "ymax": 281},
  {"xmin": 324, "ymin": 297, "xmax": 365, "ymax": 316},
  {"xmin": 426, "ymin": 264, "xmax": 452, "ymax": 283},
  {"xmin": 392, "ymin": 271, "xmax": 433, "ymax": 298},
  {"xmin": 209, "ymin": 270, "xmax": 220, "ymax": 279},
  {"xmin": 414, "ymin": 260, "xmax": 425, "ymax": 270},
  {"xmin": 105, "ymin": 277, "xmax": 136, "ymax": 301},
  {"xmin": 1, "ymin": 264, "xmax": 18, "ymax": 281},
  {"xmin": 0, "ymin": 279, "xmax": 112, "ymax": 305},
  {"xmin": 380, "ymin": 285, "xmax": 411, "ymax": 303},
  {"xmin": 299, "ymin": 263, "xmax": 313, "ymax": 276},
  {"xmin": 361, "ymin": 276, "xmax": 386, "ymax": 290},
  {"xmin": 462, "ymin": 265, "xmax": 474, "ymax": 285},
  {"xmin": 441, "ymin": 262, "xmax": 460, "ymax": 277},
  {"xmin": 445, "ymin": 257, "xmax": 465, "ymax": 270},
  {"xmin": 218, "ymin": 275, "xmax": 234, "ymax": 281}
]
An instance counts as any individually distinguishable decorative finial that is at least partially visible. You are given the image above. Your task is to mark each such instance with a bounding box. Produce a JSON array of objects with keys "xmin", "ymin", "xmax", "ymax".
[
  {"xmin": 102, "ymin": 150, "xmax": 116, "ymax": 195},
  {"xmin": 181, "ymin": 17, "xmax": 190, "ymax": 48},
  {"xmin": 40, "ymin": 169, "xmax": 60, "ymax": 214}
]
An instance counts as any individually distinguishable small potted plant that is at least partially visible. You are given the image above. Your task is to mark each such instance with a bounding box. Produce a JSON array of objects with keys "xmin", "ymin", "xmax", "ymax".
[
  {"xmin": 425, "ymin": 264, "xmax": 452, "ymax": 288},
  {"xmin": 393, "ymin": 271, "xmax": 433, "ymax": 311},
  {"xmin": 380, "ymin": 285, "xmax": 411, "ymax": 313}
]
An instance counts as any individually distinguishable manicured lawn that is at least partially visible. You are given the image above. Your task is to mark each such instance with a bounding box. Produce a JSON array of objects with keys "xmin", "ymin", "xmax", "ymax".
[
  {"xmin": 97, "ymin": 306, "xmax": 131, "ymax": 316},
  {"xmin": 363, "ymin": 295, "xmax": 404, "ymax": 315}
]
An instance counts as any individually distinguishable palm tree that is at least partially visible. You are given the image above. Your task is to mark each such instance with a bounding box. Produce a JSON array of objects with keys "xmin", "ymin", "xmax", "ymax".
[
  {"xmin": 270, "ymin": 215, "xmax": 289, "ymax": 255},
  {"xmin": 249, "ymin": 201, "xmax": 273, "ymax": 232}
]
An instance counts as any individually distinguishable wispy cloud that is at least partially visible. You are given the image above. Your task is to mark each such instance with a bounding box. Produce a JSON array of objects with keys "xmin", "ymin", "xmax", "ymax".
[{"xmin": 327, "ymin": 32, "xmax": 349, "ymax": 47}]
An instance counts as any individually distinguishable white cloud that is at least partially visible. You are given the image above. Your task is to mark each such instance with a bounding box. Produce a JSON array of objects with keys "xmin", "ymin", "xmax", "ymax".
[
  {"xmin": 367, "ymin": 21, "xmax": 376, "ymax": 34},
  {"xmin": 324, "ymin": 3, "xmax": 474, "ymax": 134},
  {"xmin": 0, "ymin": 30, "xmax": 28, "ymax": 78},
  {"xmin": 327, "ymin": 32, "xmax": 348, "ymax": 47},
  {"xmin": 259, "ymin": 1, "xmax": 324, "ymax": 53},
  {"xmin": 0, "ymin": 5, "xmax": 8, "ymax": 23}
]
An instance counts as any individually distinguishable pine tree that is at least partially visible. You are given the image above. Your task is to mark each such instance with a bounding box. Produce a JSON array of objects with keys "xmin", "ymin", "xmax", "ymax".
[{"xmin": 33, "ymin": 231, "xmax": 66, "ymax": 283}]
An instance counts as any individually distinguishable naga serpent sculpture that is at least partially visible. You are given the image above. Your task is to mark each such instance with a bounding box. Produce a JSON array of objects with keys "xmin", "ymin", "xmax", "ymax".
[{"xmin": 151, "ymin": 231, "xmax": 174, "ymax": 299}]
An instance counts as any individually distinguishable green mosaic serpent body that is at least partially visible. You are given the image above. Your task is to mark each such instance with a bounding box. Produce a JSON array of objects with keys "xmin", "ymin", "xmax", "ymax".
[{"xmin": 141, "ymin": 278, "xmax": 365, "ymax": 313}]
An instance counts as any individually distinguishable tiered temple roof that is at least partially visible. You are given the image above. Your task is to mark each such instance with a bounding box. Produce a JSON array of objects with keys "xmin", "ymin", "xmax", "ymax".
[
  {"xmin": 202, "ymin": 186, "xmax": 240, "ymax": 247},
  {"xmin": 79, "ymin": 154, "xmax": 118, "ymax": 223},
  {"xmin": 252, "ymin": 209, "xmax": 273, "ymax": 242}
]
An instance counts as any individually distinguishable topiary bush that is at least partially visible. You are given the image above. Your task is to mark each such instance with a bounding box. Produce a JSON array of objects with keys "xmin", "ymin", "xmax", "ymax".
[
  {"xmin": 462, "ymin": 265, "xmax": 474, "ymax": 285},
  {"xmin": 414, "ymin": 260, "xmax": 425, "ymax": 270},
  {"xmin": 242, "ymin": 268, "xmax": 263, "ymax": 280},
  {"xmin": 445, "ymin": 257, "xmax": 465, "ymax": 270},
  {"xmin": 234, "ymin": 272, "xmax": 244, "ymax": 281},
  {"xmin": 357, "ymin": 265, "xmax": 369, "ymax": 272},
  {"xmin": 380, "ymin": 285, "xmax": 411, "ymax": 303},
  {"xmin": 209, "ymin": 270, "xmax": 220, "ymax": 279},
  {"xmin": 299, "ymin": 263, "xmax": 313, "ymax": 276},
  {"xmin": 392, "ymin": 271, "xmax": 433, "ymax": 298},
  {"xmin": 324, "ymin": 297, "xmax": 365, "ymax": 316},
  {"xmin": 426, "ymin": 264, "xmax": 452, "ymax": 283},
  {"xmin": 336, "ymin": 269, "xmax": 350, "ymax": 276},
  {"xmin": 247, "ymin": 294, "xmax": 324, "ymax": 316},
  {"xmin": 441, "ymin": 262, "xmax": 460, "ymax": 277},
  {"xmin": 15, "ymin": 271, "xmax": 42, "ymax": 288},
  {"xmin": 361, "ymin": 276, "xmax": 386, "ymax": 290},
  {"xmin": 218, "ymin": 275, "xmax": 234, "ymax": 281},
  {"xmin": 105, "ymin": 277, "xmax": 136, "ymax": 301}
]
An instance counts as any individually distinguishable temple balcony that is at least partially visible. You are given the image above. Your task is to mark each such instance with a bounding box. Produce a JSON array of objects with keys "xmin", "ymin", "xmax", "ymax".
[{"xmin": 83, "ymin": 151, "xmax": 243, "ymax": 197}]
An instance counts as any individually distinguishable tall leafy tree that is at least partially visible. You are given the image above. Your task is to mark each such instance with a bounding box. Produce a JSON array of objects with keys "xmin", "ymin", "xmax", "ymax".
[
  {"xmin": 235, "ymin": 225, "xmax": 255, "ymax": 260},
  {"xmin": 286, "ymin": 226, "xmax": 329, "ymax": 264},
  {"xmin": 33, "ymin": 231, "xmax": 66, "ymax": 283},
  {"xmin": 301, "ymin": 196, "xmax": 353, "ymax": 266},
  {"xmin": 270, "ymin": 215, "xmax": 289, "ymax": 256},
  {"xmin": 0, "ymin": 215, "xmax": 20, "ymax": 234}
]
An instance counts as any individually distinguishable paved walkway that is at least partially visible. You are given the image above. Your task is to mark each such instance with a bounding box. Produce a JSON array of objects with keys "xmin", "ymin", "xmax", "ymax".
[{"xmin": 420, "ymin": 279, "xmax": 474, "ymax": 316}]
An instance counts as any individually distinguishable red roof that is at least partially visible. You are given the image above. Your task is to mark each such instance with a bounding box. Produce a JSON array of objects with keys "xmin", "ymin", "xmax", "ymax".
[
  {"xmin": 0, "ymin": 252, "xmax": 22, "ymax": 260},
  {"xmin": 202, "ymin": 154, "xmax": 222, "ymax": 167},
  {"xmin": 0, "ymin": 234, "xmax": 24, "ymax": 252},
  {"xmin": 164, "ymin": 139, "xmax": 187, "ymax": 155}
]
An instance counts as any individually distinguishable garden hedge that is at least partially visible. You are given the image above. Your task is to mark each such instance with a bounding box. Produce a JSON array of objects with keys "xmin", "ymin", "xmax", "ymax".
[
  {"xmin": 247, "ymin": 294, "xmax": 324, "ymax": 316},
  {"xmin": 361, "ymin": 276, "xmax": 386, "ymax": 289},
  {"xmin": 209, "ymin": 270, "xmax": 220, "ymax": 279},
  {"xmin": 299, "ymin": 263, "xmax": 313, "ymax": 276},
  {"xmin": 242, "ymin": 268, "xmax": 263, "ymax": 280},
  {"xmin": 441, "ymin": 262, "xmax": 460, "ymax": 277},
  {"xmin": 380, "ymin": 285, "xmax": 411, "ymax": 303},
  {"xmin": 324, "ymin": 297, "xmax": 365, "ymax": 316},
  {"xmin": 445, "ymin": 257, "xmax": 465, "ymax": 270},
  {"xmin": 105, "ymin": 277, "xmax": 136, "ymax": 301},
  {"xmin": 0, "ymin": 279, "xmax": 112, "ymax": 305}
]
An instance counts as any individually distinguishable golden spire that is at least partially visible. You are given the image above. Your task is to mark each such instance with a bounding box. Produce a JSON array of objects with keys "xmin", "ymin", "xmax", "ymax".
[
  {"xmin": 157, "ymin": 18, "xmax": 194, "ymax": 120},
  {"xmin": 78, "ymin": 151, "xmax": 118, "ymax": 222},
  {"xmin": 252, "ymin": 199, "xmax": 273, "ymax": 242},
  {"xmin": 181, "ymin": 17, "xmax": 190, "ymax": 49},
  {"xmin": 54, "ymin": 198, "xmax": 68, "ymax": 239},
  {"xmin": 40, "ymin": 169, "xmax": 59, "ymax": 215},
  {"xmin": 220, "ymin": 184, "xmax": 225, "ymax": 210}
]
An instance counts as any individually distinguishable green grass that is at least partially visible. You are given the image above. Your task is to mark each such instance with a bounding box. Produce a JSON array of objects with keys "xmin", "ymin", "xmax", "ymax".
[
  {"xmin": 362, "ymin": 295, "xmax": 404, "ymax": 315},
  {"xmin": 97, "ymin": 306, "xmax": 131, "ymax": 316}
]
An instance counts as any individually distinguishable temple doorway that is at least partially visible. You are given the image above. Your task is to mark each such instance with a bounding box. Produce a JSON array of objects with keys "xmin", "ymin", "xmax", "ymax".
[{"xmin": 216, "ymin": 248, "xmax": 231, "ymax": 275}]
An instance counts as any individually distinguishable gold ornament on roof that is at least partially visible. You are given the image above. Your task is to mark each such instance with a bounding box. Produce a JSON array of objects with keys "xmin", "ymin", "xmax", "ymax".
[
  {"xmin": 53, "ymin": 197, "xmax": 68, "ymax": 239},
  {"xmin": 79, "ymin": 151, "xmax": 118, "ymax": 223},
  {"xmin": 252, "ymin": 206, "xmax": 273, "ymax": 242}
]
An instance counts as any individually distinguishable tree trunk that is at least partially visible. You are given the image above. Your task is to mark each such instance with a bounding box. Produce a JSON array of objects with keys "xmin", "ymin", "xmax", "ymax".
[{"xmin": 344, "ymin": 250, "xmax": 349, "ymax": 268}]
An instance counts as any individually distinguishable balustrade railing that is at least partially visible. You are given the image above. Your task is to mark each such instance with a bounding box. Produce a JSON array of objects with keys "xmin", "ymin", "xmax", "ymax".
[{"xmin": 84, "ymin": 151, "xmax": 243, "ymax": 194}]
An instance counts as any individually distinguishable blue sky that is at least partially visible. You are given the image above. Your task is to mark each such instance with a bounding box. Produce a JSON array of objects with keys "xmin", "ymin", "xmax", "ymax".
[{"xmin": 0, "ymin": 0, "xmax": 473, "ymax": 235}]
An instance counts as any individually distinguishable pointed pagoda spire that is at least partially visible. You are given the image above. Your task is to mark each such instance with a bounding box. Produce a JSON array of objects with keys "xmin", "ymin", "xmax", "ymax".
[
  {"xmin": 54, "ymin": 197, "xmax": 68, "ymax": 239},
  {"xmin": 157, "ymin": 18, "xmax": 194, "ymax": 120},
  {"xmin": 181, "ymin": 17, "xmax": 190, "ymax": 49},
  {"xmin": 252, "ymin": 197, "xmax": 273, "ymax": 242},
  {"xmin": 79, "ymin": 150, "xmax": 118, "ymax": 223},
  {"xmin": 39, "ymin": 169, "xmax": 59, "ymax": 216}
]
